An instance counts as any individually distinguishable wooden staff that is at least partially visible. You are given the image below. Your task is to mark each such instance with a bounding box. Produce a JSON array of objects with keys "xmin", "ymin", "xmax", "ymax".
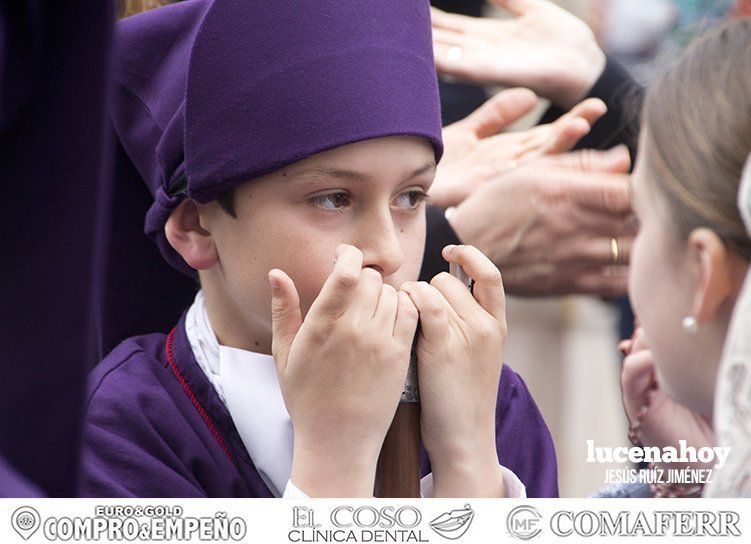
[
  {"xmin": 374, "ymin": 263, "xmax": 471, "ymax": 497},
  {"xmin": 374, "ymin": 350, "xmax": 421, "ymax": 497}
]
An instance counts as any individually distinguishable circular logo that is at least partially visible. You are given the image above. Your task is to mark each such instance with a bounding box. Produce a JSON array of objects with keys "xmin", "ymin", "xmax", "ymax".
[
  {"xmin": 507, "ymin": 505, "xmax": 543, "ymax": 540},
  {"xmin": 11, "ymin": 506, "xmax": 41, "ymax": 541}
]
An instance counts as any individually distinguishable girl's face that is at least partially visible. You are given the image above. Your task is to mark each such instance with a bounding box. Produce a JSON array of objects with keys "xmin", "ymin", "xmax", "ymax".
[
  {"xmin": 199, "ymin": 135, "xmax": 436, "ymax": 352},
  {"xmin": 628, "ymin": 141, "xmax": 719, "ymax": 415}
]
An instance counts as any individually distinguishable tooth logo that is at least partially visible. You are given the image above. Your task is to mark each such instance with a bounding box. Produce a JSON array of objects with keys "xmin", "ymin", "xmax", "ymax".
[
  {"xmin": 429, "ymin": 504, "xmax": 474, "ymax": 540},
  {"xmin": 11, "ymin": 506, "xmax": 41, "ymax": 541}
]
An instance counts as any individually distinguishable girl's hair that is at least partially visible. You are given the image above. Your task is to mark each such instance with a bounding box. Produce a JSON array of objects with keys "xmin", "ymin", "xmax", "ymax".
[
  {"xmin": 643, "ymin": 18, "xmax": 751, "ymax": 260},
  {"xmin": 118, "ymin": 0, "xmax": 173, "ymax": 19}
]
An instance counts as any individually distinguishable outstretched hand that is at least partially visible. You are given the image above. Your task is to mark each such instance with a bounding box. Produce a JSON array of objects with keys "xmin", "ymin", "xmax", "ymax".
[
  {"xmin": 448, "ymin": 147, "xmax": 635, "ymax": 297},
  {"xmin": 432, "ymin": 0, "xmax": 606, "ymax": 109},
  {"xmin": 433, "ymin": 88, "xmax": 606, "ymax": 208}
]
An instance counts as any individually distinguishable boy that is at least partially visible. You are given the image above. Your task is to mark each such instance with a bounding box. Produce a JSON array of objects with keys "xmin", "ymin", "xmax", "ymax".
[{"xmin": 82, "ymin": 0, "xmax": 557, "ymax": 497}]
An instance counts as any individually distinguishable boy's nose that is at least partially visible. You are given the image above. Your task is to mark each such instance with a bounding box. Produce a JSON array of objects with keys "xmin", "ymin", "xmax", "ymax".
[{"xmin": 359, "ymin": 214, "xmax": 404, "ymax": 278}]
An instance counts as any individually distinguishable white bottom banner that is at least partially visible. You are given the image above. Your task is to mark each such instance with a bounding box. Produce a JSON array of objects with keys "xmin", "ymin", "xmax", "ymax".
[{"xmin": 1, "ymin": 498, "xmax": 748, "ymax": 543}]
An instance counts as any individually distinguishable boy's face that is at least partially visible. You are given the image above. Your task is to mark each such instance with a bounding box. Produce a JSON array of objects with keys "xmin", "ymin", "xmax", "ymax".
[{"xmin": 197, "ymin": 135, "xmax": 436, "ymax": 350}]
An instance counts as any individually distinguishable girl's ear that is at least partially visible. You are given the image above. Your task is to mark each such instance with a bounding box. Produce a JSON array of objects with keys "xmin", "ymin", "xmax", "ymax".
[
  {"xmin": 165, "ymin": 199, "xmax": 218, "ymax": 270},
  {"xmin": 688, "ymin": 228, "xmax": 738, "ymax": 325}
]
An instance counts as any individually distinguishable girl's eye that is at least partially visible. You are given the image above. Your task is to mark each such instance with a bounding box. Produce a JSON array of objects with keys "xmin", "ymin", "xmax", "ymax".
[
  {"xmin": 394, "ymin": 190, "xmax": 429, "ymax": 210},
  {"xmin": 312, "ymin": 192, "xmax": 350, "ymax": 211}
]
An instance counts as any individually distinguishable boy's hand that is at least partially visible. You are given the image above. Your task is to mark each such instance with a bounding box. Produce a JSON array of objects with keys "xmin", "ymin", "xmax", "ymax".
[
  {"xmin": 401, "ymin": 245, "xmax": 507, "ymax": 497},
  {"xmin": 269, "ymin": 244, "xmax": 419, "ymax": 497}
]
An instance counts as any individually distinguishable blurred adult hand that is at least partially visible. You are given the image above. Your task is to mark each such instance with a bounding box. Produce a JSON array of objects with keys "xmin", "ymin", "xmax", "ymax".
[
  {"xmin": 448, "ymin": 147, "xmax": 635, "ymax": 297},
  {"xmin": 433, "ymin": 88, "xmax": 607, "ymax": 208},
  {"xmin": 432, "ymin": 0, "xmax": 606, "ymax": 110}
]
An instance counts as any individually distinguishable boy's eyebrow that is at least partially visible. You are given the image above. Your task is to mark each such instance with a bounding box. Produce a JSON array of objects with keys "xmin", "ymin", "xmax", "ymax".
[
  {"xmin": 405, "ymin": 162, "xmax": 437, "ymax": 180},
  {"xmin": 288, "ymin": 162, "xmax": 436, "ymax": 184}
]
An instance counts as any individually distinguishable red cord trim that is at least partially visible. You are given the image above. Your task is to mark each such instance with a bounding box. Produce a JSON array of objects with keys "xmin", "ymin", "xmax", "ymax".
[{"xmin": 165, "ymin": 328, "xmax": 232, "ymax": 460}]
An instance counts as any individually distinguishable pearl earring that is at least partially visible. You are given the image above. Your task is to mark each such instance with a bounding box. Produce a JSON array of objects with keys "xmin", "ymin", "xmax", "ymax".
[{"xmin": 682, "ymin": 316, "xmax": 698, "ymax": 334}]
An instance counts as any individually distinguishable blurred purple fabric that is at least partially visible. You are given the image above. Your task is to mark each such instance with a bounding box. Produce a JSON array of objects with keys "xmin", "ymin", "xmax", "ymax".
[{"xmin": 0, "ymin": 0, "xmax": 113, "ymax": 496}]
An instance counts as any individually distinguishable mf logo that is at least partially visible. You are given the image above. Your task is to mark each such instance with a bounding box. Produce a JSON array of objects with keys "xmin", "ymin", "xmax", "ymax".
[{"xmin": 506, "ymin": 505, "xmax": 543, "ymax": 540}]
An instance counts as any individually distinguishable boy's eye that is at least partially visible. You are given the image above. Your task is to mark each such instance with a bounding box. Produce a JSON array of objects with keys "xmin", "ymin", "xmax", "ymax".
[
  {"xmin": 310, "ymin": 190, "xmax": 429, "ymax": 212},
  {"xmin": 312, "ymin": 192, "xmax": 350, "ymax": 211},
  {"xmin": 394, "ymin": 190, "xmax": 429, "ymax": 210}
]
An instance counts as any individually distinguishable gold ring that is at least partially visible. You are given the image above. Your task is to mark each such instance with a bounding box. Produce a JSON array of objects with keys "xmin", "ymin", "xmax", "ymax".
[{"xmin": 610, "ymin": 237, "xmax": 619, "ymax": 265}]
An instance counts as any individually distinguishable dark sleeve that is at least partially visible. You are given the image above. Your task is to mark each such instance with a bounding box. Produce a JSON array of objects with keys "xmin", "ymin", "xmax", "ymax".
[
  {"xmin": 495, "ymin": 365, "xmax": 559, "ymax": 498},
  {"xmin": 419, "ymin": 205, "xmax": 462, "ymax": 282},
  {"xmin": 540, "ymin": 55, "xmax": 644, "ymax": 163},
  {"xmin": 430, "ymin": 0, "xmax": 482, "ymax": 17}
]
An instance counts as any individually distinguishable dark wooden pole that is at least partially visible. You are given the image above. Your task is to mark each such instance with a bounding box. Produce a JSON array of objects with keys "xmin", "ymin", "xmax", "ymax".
[
  {"xmin": 375, "ymin": 402, "xmax": 421, "ymax": 497},
  {"xmin": 374, "ymin": 351, "xmax": 421, "ymax": 498}
]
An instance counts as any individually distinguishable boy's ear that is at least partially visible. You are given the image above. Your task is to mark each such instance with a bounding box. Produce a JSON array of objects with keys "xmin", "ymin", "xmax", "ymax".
[
  {"xmin": 165, "ymin": 199, "xmax": 218, "ymax": 270},
  {"xmin": 688, "ymin": 228, "xmax": 737, "ymax": 325}
]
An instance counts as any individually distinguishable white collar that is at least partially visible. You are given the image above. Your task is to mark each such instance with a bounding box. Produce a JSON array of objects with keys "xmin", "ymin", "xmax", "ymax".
[{"xmin": 185, "ymin": 291, "xmax": 293, "ymax": 497}]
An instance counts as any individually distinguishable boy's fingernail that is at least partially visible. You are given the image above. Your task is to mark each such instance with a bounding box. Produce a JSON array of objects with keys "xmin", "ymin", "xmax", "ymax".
[
  {"xmin": 444, "ymin": 244, "xmax": 456, "ymax": 254},
  {"xmin": 269, "ymin": 275, "xmax": 280, "ymax": 290}
]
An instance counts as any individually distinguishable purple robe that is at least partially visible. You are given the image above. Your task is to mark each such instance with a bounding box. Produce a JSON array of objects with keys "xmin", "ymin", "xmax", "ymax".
[
  {"xmin": 0, "ymin": 455, "xmax": 42, "ymax": 498},
  {"xmin": 81, "ymin": 312, "xmax": 558, "ymax": 498}
]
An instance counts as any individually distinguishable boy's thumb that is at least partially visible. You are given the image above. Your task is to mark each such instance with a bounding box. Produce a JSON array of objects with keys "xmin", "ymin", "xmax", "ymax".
[{"xmin": 269, "ymin": 269, "xmax": 302, "ymax": 372}]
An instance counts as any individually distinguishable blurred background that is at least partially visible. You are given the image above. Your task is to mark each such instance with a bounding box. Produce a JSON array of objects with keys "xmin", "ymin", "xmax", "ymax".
[{"xmin": 434, "ymin": 0, "xmax": 750, "ymax": 497}]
